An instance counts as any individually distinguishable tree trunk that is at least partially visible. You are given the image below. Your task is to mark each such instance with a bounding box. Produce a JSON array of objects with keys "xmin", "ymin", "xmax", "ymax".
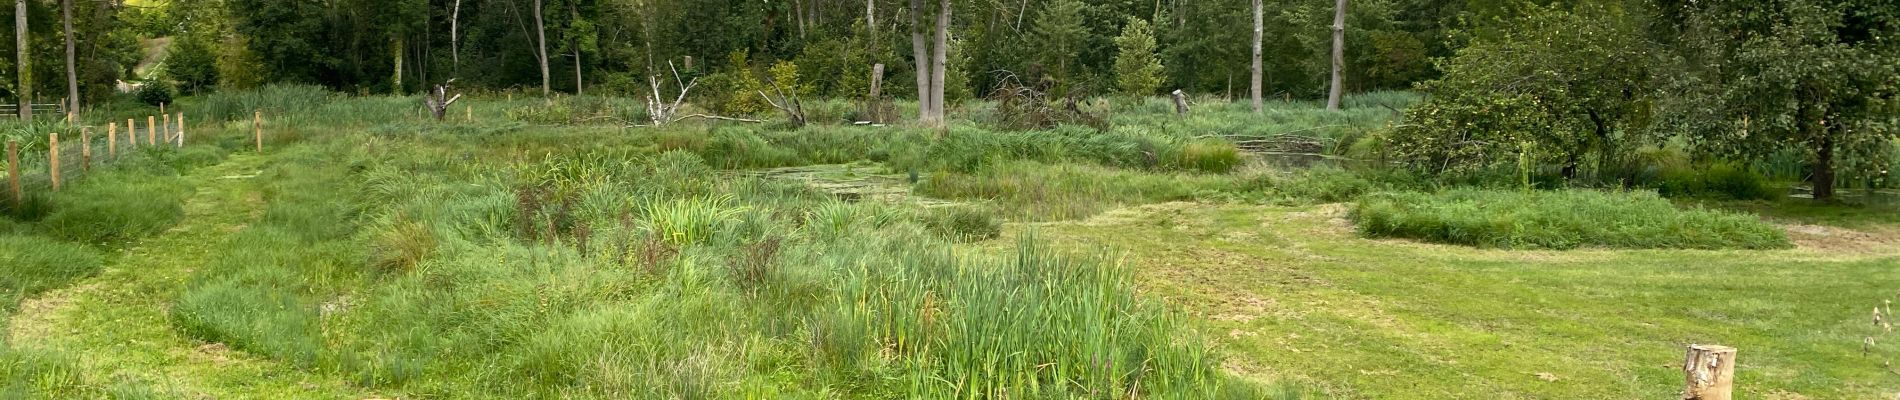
[
  {"xmin": 1683, "ymin": 345, "xmax": 1736, "ymax": 400},
  {"xmin": 16, "ymin": 0, "xmax": 30, "ymax": 121},
  {"xmin": 866, "ymin": 0, "xmax": 876, "ymax": 55},
  {"xmin": 392, "ymin": 35, "xmax": 405, "ymax": 93},
  {"xmin": 62, "ymin": 0, "xmax": 77, "ymax": 114},
  {"xmin": 1326, "ymin": 0, "xmax": 1346, "ymax": 111},
  {"xmin": 1813, "ymin": 132, "xmax": 1836, "ymax": 201},
  {"xmin": 570, "ymin": 2, "xmax": 581, "ymax": 96},
  {"xmin": 1250, "ymin": 0, "xmax": 1262, "ymax": 114},
  {"xmin": 929, "ymin": 0, "xmax": 949, "ymax": 125},
  {"xmin": 451, "ymin": 0, "xmax": 462, "ymax": 74},
  {"xmin": 909, "ymin": 0, "xmax": 934, "ymax": 124},
  {"xmin": 534, "ymin": 0, "xmax": 550, "ymax": 95}
]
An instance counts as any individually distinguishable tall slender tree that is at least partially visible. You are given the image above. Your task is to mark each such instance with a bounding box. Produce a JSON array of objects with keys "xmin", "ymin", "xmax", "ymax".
[
  {"xmin": 1250, "ymin": 0, "xmax": 1262, "ymax": 113},
  {"xmin": 535, "ymin": 0, "xmax": 550, "ymax": 95},
  {"xmin": 1326, "ymin": 0, "xmax": 1347, "ymax": 110},
  {"xmin": 62, "ymin": 0, "xmax": 76, "ymax": 115},
  {"xmin": 15, "ymin": 0, "xmax": 30, "ymax": 121}
]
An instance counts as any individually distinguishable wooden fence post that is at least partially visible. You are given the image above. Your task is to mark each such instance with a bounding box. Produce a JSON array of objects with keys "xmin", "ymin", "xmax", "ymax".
[
  {"xmin": 176, "ymin": 113, "xmax": 186, "ymax": 147},
  {"xmin": 81, "ymin": 128, "xmax": 91, "ymax": 172},
  {"xmin": 162, "ymin": 113, "xmax": 170, "ymax": 143},
  {"xmin": 147, "ymin": 115, "xmax": 156, "ymax": 146},
  {"xmin": 6, "ymin": 140, "xmax": 18, "ymax": 208},
  {"xmin": 253, "ymin": 111, "xmax": 263, "ymax": 152},
  {"xmin": 1684, "ymin": 344, "xmax": 1736, "ymax": 400},
  {"xmin": 107, "ymin": 123, "xmax": 117, "ymax": 158},
  {"xmin": 48, "ymin": 132, "xmax": 60, "ymax": 192},
  {"xmin": 126, "ymin": 118, "xmax": 136, "ymax": 148}
]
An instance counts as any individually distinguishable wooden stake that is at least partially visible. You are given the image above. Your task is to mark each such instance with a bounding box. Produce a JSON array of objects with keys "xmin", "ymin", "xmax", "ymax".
[
  {"xmin": 48, "ymin": 132, "xmax": 60, "ymax": 192},
  {"xmin": 107, "ymin": 122, "xmax": 116, "ymax": 158},
  {"xmin": 176, "ymin": 113, "xmax": 186, "ymax": 147},
  {"xmin": 147, "ymin": 115, "xmax": 156, "ymax": 146},
  {"xmin": 253, "ymin": 111, "xmax": 263, "ymax": 152},
  {"xmin": 162, "ymin": 113, "xmax": 170, "ymax": 143},
  {"xmin": 1684, "ymin": 344, "xmax": 1736, "ymax": 400},
  {"xmin": 126, "ymin": 118, "xmax": 136, "ymax": 148},
  {"xmin": 81, "ymin": 128, "xmax": 90, "ymax": 172},
  {"xmin": 6, "ymin": 140, "xmax": 18, "ymax": 208},
  {"xmin": 465, "ymin": 104, "xmax": 472, "ymax": 122}
]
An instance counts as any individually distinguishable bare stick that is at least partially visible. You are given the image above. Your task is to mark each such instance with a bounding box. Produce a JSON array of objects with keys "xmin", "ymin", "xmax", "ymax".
[
  {"xmin": 6, "ymin": 140, "xmax": 18, "ymax": 208},
  {"xmin": 81, "ymin": 127, "xmax": 90, "ymax": 172},
  {"xmin": 48, "ymin": 132, "xmax": 60, "ymax": 192}
]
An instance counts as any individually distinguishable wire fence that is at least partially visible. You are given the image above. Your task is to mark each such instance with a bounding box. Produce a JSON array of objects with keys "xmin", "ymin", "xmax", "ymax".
[{"xmin": 5, "ymin": 113, "xmax": 187, "ymax": 212}]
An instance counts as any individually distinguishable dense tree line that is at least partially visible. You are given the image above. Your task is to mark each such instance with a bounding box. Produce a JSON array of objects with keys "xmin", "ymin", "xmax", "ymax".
[{"xmin": 3, "ymin": 0, "xmax": 1891, "ymax": 198}]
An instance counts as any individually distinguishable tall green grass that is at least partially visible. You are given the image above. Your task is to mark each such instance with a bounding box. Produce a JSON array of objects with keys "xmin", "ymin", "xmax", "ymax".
[
  {"xmin": 163, "ymin": 126, "xmax": 1252, "ymax": 397},
  {"xmin": 1353, "ymin": 189, "xmax": 1791, "ymax": 250}
]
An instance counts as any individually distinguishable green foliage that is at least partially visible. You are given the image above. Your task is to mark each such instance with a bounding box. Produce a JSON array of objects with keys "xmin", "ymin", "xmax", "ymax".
[
  {"xmin": 1662, "ymin": 0, "xmax": 1899, "ymax": 199},
  {"xmin": 1113, "ymin": 18, "xmax": 1166, "ymax": 96},
  {"xmin": 166, "ymin": 36, "xmax": 220, "ymax": 95},
  {"xmin": 1032, "ymin": 0, "xmax": 1092, "ymax": 94},
  {"xmin": 1390, "ymin": 4, "xmax": 1654, "ymax": 181},
  {"xmin": 1655, "ymin": 163, "xmax": 1781, "ymax": 201},
  {"xmin": 136, "ymin": 81, "xmax": 175, "ymax": 107},
  {"xmin": 1353, "ymin": 189, "xmax": 1791, "ymax": 250},
  {"xmin": 216, "ymin": 35, "xmax": 267, "ymax": 90}
]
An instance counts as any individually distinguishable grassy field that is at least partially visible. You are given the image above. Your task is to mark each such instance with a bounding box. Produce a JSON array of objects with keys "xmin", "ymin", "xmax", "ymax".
[
  {"xmin": 1030, "ymin": 203, "xmax": 1900, "ymax": 398},
  {"xmin": 2, "ymin": 87, "xmax": 1897, "ymax": 398}
]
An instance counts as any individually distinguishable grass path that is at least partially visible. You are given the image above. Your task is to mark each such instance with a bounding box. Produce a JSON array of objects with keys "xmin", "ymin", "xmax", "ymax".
[{"xmin": 4, "ymin": 154, "xmax": 373, "ymax": 398}]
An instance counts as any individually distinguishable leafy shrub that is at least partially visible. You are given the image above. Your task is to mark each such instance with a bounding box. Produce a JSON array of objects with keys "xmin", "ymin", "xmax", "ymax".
[
  {"xmin": 136, "ymin": 81, "xmax": 175, "ymax": 106},
  {"xmin": 1656, "ymin": 163, "xmax": 1780, "ymax": 200},
  {"xmin": 921, "ymin": 206, "xmax": 1002, "ymax": 242},
  {"xmin": 36, "ymin": 171, "xmax": 192, "ymax": 245},
  {"xmin": 1352, "ymin": 189, "xmax": 1791, "ymax": 250},
  {"xmin": 0, "ymin": 235, "xmax": 104, "ymax": 301},
  {"xmin": 1175, "ymin": 139, "xmax": 1241, "ymax": 173}
]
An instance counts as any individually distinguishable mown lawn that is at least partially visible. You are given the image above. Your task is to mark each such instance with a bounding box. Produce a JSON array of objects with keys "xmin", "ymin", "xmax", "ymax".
[{"xmin": 1028, "ymin": 202, "xmax": 1900, "ymax": 399}]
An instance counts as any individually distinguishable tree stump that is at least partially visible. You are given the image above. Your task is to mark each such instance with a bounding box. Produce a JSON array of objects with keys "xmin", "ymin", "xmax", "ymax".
[
  {"xmin": 1171, "ymin": 89, "xmax": 1191, "ymax": 115},
  {"xmin": 1683, "ymin": 344, "xmax": 1736, "ymax": 400}
]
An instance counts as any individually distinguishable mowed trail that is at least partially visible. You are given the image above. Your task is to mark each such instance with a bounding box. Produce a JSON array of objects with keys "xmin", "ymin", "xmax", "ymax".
[{"xmin": 5, "ymin": 154, "xmax": 372, "ymax": 399}]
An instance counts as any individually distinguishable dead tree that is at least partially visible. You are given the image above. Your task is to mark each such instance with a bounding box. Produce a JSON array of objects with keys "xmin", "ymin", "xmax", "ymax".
[
  {"xmin": 646, "ymin": 61, "xmax": 697, "ymax": 125},
  {"xmin": 425, "ymin": 81, "xmax": 463, "ymax": 121},
  {"xmin": 643, "ymin": 61, "xmax": 761, "ymax": 126},
  {"xmin": 1171, "ymin": 89, "xmax": 1190, "ymax": 116},
  {"xmin": 759, "ymin": 76, "xmax": 807, "ymax": 127}
]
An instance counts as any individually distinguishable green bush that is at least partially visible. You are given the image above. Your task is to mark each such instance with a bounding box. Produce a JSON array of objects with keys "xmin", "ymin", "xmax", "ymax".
[
  {"xmin": 1174, "ymin": 139, "xmax": 1241, "ymax": 173},
  {"xmin": 1352, "ymin": 189, "xmax": 1791, "ymax": 250},
  {"xmin": 37, "ymin": 171, "xmax": 192, "ymax": 245},
  {"xmin": 135, "ymin": 81, "xmax": 175, "ymax": 106}
]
